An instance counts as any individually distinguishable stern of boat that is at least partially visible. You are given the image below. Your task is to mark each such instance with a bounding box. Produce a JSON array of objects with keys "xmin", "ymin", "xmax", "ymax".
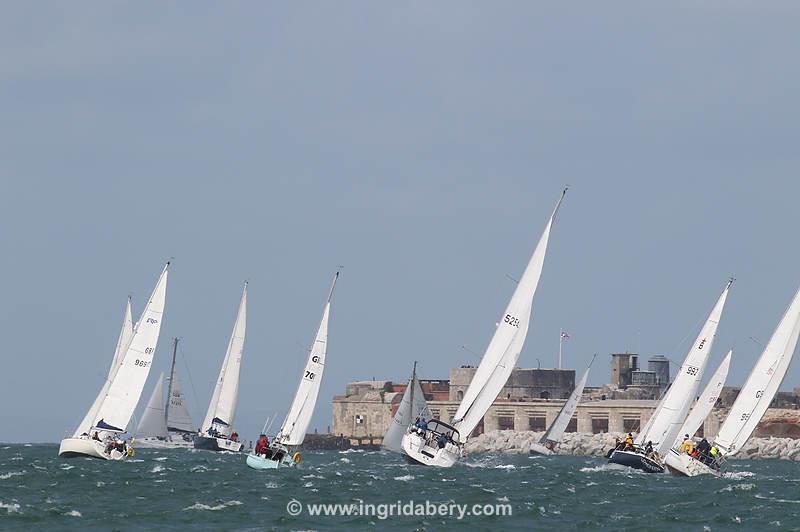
[
  {"xmin": 400, "ymin": 431, "xmax": 461, "ymax": 468},
  {"xmin": 529, "ymin": 443, "xmax": 555, "ymax": 456}
]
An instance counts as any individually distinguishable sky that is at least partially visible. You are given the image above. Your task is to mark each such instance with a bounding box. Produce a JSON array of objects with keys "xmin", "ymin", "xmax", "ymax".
[{"xmin": 2, "ymin": 2, "xmax": 800, "ymax": 443}]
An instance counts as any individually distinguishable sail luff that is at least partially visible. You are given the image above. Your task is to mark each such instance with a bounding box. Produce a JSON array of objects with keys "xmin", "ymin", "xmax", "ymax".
[
  {"xmin": 452, "ymin": 189, "xmax": 566, "ymax": 439},
  {"xmin": 714, "ymin": 286, "xmax": 800, "ymax": 456},
  {"xmin": 674, "ymin": 349, "xmax": 732, "ymax": 444}
]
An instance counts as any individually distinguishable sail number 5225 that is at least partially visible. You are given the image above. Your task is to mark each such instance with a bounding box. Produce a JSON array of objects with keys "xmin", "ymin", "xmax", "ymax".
[{"xmin": 504, "ymin": 314, "xmax": 520, "ymax": 327}]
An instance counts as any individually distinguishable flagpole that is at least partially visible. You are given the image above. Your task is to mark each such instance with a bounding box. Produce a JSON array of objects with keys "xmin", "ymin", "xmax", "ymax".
[{"xmin": 558, "ymin": 329, "xmax": 563, "ymax": 369}]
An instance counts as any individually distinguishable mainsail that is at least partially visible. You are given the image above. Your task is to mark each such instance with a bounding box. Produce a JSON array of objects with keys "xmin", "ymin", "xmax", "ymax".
[
  {"xmin": 452, "ymin": 189, "xmax": 566, "ymax": 440},
  {"xmin": 277, "ymin": 272, "xmax": 338, "ymax": 446},
  {"xmin": 93, "ymin": 263, "xmax": 169, "ymax": 433},
  {"xmin": 539, "ymin": 356, "xmax": 593, "ymax": 446},
  {"xmin": 383, "ymin": 362, "xmax": 431, "ymax": 453},
  {"xmin": 166, "ymin": 366, "xmax": 194, "ymax": 433},
  {"xmin": 135, "ymin": 373, "xmax": 168, "ymax": 438},
  {"xmin": 714, "ymin": 285, "xmax": 800, "ymax": 456},
  {"xmin": 201, "ymin": 282, "xmax": 247, "ymax": 437},
  {"xmin": 674, "ymin": 349, "xmax": 732, "ymax": 443},
  {"xmin": 73, "ymin": 297, "xmax": 134, "ymax": 437},
  {"xmin": 635, "ymin": 279, "xmax": 732, "ymax": 454}
]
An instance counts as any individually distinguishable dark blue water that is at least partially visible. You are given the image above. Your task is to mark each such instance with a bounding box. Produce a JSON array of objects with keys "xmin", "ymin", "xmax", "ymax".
[{"xmin": 2, "ymin": 444, "xmax": 800, "ymax": 530}]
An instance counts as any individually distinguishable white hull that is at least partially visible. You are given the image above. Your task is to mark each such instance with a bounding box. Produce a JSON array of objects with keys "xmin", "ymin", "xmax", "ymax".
[
  {"xmin": 529, "ymin": 443, "xmax": 555, "ymax": 456},
  {"xmin": 245, "ymin": 443, "xmax": 298, "ymax": 470},
  {"xmin": 664, "ymin": 448, "xmax": 719, "ymax": 477},
  {"xmin": 401, "ymin": 431, "xmax": 461, "ymax": 468},
  {"xmin": 194, "ymin": 435, "xmax": 243, "ymax": 452},
  {"xmin": 135, "ymin": 436, "xmax": 195, "ymax": 449},
  {"xmin": 58, "ymin": 437, "xmax": 128, "ymax": 461}
]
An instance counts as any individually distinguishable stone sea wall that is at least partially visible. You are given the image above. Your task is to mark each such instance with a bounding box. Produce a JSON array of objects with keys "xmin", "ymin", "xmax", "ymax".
[{"xmin": 465, "ymin": 430, "xmax": 800, "ymax": 461}]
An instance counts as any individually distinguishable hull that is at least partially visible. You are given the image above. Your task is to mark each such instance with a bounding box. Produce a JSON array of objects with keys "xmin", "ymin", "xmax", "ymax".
[
  {"xmin": 246, "ymin": 453, "xmax": 295, "ymax": 470},
  {"xmin": 193, "ymin": 435, "xmax": 243, "ymax": 452},
  {"xmin": 664, "ymin": 448, "xmax": 719, "ymax": 477},
  {"xmin": 529, "ymin": 443, "xmax": 555, "ymax": 456},
  {"xmin": 58, "ymin": 437, "xmax": 128, "ymax": 461},
  {"xmin": 608, "ymin": 449, "xmax": 665, "ymax": 474},
  {"xmin": 400, "ymin": 431, "xmax": 461, "ymax": 468},
  {"xmin": 135, "ymin": 435, "xmax": 195, "ymax": 449}
]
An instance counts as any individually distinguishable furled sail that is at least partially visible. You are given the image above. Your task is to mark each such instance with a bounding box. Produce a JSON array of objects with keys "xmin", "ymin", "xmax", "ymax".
[
  {"xmin": 539, "ymin": 356, "xmax": 593, "ymax": 446},
  {"xmin": 636, "ymin": 279, "xmax": 732, "ymax": 454},
  {"xmin": 714, "ymin": 286, "xmax": 800, "ymax": 456},
  {"xmin": 201, "ymin": 282, "xmax": 247, "ymax": 437},
  {"xmin": 93, "ymin": 263, "xmax": 169, "ymax": 433},
  {"xmin": 135, "ymin": 373, "xmax": 168, "ymax": 438},
  {"xmin": 383, "ymin": 362, "xmax": 431, "ymax": 453},
  {"xmin": 452, "ymin": 189, "xmax": 566, "ymax": 440},
  {"xmin": 674, "ymin": 349, "xmax": 731, "ymax": 443},
  {"xmin": 277, "ymin": 272, "xmax": 338, "ymax": 446}
]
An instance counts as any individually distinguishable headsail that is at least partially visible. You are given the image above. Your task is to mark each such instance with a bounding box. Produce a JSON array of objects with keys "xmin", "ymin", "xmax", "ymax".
[
  {"xmin": 714, "ymin": 285, "xmax": 800, "ymax": 456},
  {"xmin": 383, "ymin": 362, "xmax": 431, "ymax": 453},
  {"xmin": 73, "ymin": 297, "xmax": 134, "ymax": 437},
  {"xmin": 539, "ymin": 356, "xmax": 593, "ymax": 446},
  {"xmin": 636, "ymin": 279, "xmax": 732, "ymax": 454},
  {"xmin": 165, "ymin": 337, "xmax": 194, "ymax": 433},
  {"xmin": 201, "ymin": 282, "xmax": 247, "ymax": 437},
  {"xmin": 93, "ymin": 263, "xmax": 169, "ymax": 433},
  {"xmin": 277, "ymin": 272, "xmax": 338, "ymax": 446},
  {"xmin": 452, "ymin": 189, "xmax": 566, "ymax": 440},
  {"xmin": 674, "ymin": 349, "xmax": 731, "ymax": 443},
  {"xmin": 135, "ymin": 373, "xmax": 168, "ymax": 438}
]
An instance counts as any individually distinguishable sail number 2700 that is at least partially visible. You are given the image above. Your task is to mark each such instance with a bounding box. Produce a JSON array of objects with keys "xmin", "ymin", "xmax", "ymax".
[{"xmin": 504, "ymin": 314, "xmax": 520, "ymax": 328}]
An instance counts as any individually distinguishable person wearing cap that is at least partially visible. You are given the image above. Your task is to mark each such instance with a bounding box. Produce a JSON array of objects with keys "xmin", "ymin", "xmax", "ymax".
[{"xmin": 679, "ymin": 434, "xmax": 695, "ymax": 455}]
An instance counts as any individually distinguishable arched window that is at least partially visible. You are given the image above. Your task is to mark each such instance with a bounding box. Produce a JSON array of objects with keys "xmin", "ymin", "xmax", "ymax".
[
  {"xmin": 540, "ymin": 391, "xmax": 551, "ymax": 400},
  {"xmin": 457, "ymin": 390, "xmax": 464, "ymax": 401}
]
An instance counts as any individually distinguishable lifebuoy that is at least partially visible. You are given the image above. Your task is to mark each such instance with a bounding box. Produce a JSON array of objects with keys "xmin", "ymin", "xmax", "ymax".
[{"xmin": 292, "ymin": 452, "xmax": 302, "ymax": 464}]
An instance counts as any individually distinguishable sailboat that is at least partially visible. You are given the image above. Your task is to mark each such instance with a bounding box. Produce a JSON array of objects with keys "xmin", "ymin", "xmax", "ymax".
[
  {"xmin": 609, "ymin": 279, "xmax": 732, "ymax": 473},
  {"xmin": 246, "ymin": 272, "xmax": 338, "ymax": 470},
  {"xmin": 58, "ymin": 263, "xmax": 169, "ymax": 460},
  {"xmin": 135, "ymin": 338, "xmax": 196, "ymax": 448},
  {"xmin": 673, "ymin": 349, "xmax": 732, "ymax": 443},
  {"xmin": 195, "ymin": 283, "xmax": 247, "ymax": 453},
  {"xmin": 666, "ymin": 284, "xmax": 800, "ymax": 477},
  {"xmin": 382, "ymin": 362, "xmax": 431, "ymax": 454},
  {"xmin": 400, "ymin": 188, "xmax": 567, "ymax": 468},
  {"xmin": 529, "ymin": 356, "xmax": 594, "ymax": 456}
]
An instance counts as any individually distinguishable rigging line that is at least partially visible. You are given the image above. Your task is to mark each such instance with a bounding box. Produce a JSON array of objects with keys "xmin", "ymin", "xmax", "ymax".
[{"xmin": 178, "ymin": 339, "xmax": 201, "ymax": 424}]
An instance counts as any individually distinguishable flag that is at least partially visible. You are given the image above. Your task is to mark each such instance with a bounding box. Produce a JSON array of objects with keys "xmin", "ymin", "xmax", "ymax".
[{"xmin": 560, "ymin": 330, "xmax": 570, "ymax": 340}]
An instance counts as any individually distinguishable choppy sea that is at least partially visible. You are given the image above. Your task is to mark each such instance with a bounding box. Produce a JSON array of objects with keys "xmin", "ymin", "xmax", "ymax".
[{"xmin": 2, "ymin": 444, "xmax": 800, "ymax": 530}]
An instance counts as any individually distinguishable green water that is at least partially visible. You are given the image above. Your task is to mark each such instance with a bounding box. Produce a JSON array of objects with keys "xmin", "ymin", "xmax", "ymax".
[{"xmin": 2, "ymin": 444, "xmax": 799, "ymax": 530}]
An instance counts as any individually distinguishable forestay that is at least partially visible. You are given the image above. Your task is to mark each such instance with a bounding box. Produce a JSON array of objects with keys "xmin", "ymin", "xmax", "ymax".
[
  {"xmin": 452, "ymin": 189, "xmax": 566, "ymax": 440},
  {"xmin": 73, "ymin": 298, "xmax": 134, "ymax": 437},
  {"xmin": 136, "ymin": 373, "xmax": 168, "ymax": 438},
  {"xmin": 714, "ymin": 286, "xmax": 800, "ymax": 456},
  {"xmin": 383, "ymin": 363, "xmax": 431, "ymax": 453},
  {"xmin": 201, "ymin": 283, "xmax": 247, "ymax": 437},
  {"xmin": 93, "ymin": 263, "xmax": 169, "ymax": 433},
  {"xmin": 277, "ymin": 272, "xmax": 338, "ymax": 446},
  {"xmin": 636, "ymin": 280, "xmax": 732, "ymax": 454},
  {"xmin": 540, "ymin": 357, "xmax": 593, "ymax": 446},
  {"xmin": 675, "ymin": 349, "xmax": 731, "ymax": 444}
]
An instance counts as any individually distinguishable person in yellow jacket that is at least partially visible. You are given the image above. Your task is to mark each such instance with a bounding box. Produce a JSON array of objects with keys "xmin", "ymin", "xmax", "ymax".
[
  {"xmin": 679, "ymin": 434, "xmax": 695, "ymax": 455},
  {"xmin": 623, "ymin": 433, "xmax": 634, "ymax": 450}
]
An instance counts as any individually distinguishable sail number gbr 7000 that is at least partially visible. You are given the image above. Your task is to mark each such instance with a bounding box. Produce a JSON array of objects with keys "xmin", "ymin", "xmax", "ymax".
[{"xmin": 503, "ymin": 314, "xmax": 520, "ymax": 328}]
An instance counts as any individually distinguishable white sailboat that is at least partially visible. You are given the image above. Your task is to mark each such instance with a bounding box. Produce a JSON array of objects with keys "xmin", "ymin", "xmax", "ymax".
[
  {"xmin": 58, "ymin": 263, "xmax": 169, "ymax": 460},
  {"xmin": 609, "ymin": 279, "xmax": 732, "ymax": 473},
  {"xmin": 530, "ymin": 355, "xmax": 594, "ymax": 456},
  {"xmin": 673, "ymin": 349, "xmax": 732, "ymax": 444},
  {"xmin": 195, "ymin": 283, "xmax": 247, "ymax": 453},
  {"xmin": 135, "ymin": 338, "xmax": 196, "ymax": 449},
  {"xmin": 666, "ymin": 284, "xmax": 800, "ymax": 477},
  {"xmin": 247, "ymin": 272, "xmax": 338, "ymax": 470},
  {"xmin": 400, "ymin": 188, "xmax": 567, "ymax": 468},
  {"xmin": 383, "ymin": 362, "xmax": 431, "ymax": 454}
]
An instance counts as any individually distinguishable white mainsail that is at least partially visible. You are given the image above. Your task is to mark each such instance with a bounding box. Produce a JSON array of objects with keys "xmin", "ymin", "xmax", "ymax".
[
  {"xmin": 201, "ymin": 283, "xmax": 247, "ymax": 437},
  {"xmin": 635, "ymin": 280, "xmax": 732, "ymax": 454},
  {"xmin": 277, "ymin": 272, "xmax": 338, "ymax": 446},
  {"xmin": 539, "ymin": 356, "xmax": 593, "ymax": 446},
  {"xmin": 135, "ymin": 373, "xmax": 168, "ymax": 438},
  {"xmin": 383, "ymin": 362, "xmax": 431, "ymax": 453},
  {"xmin": 675, "ymin": 349, "xmax": 732, "ymax": 443},
  {"xmin": 73, "ymin": 297, "xmax": 134, "ymax": 437},
  {"xmin": 167, "ymin": 368, "xmax": 194, "ymax": 433},
  {"xmin": 93, "ymin": 263, "xmax": 169, "ymax": 433},
  {"xmin": 452, "ymin": 189, "xmax": 566, "ymax": 440},
  {"xmin": 714, "ymin": 286, "xmax": 800, "ymax": 456}
]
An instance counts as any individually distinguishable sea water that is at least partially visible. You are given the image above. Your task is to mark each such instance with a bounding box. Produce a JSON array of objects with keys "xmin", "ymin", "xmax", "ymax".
[{"xmin": 1, "ymin": 444, "xmax": 799, "ymax": 530}]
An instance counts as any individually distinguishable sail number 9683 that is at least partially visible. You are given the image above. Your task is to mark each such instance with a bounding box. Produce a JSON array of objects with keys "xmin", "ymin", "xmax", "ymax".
[{"xmin": 504, "ymin": 314, "xmax": 520, "ymax": 327}]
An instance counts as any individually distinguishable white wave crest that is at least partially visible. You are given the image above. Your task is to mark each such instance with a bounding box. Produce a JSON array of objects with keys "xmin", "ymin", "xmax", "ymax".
[
  {"xmin": 183, "ymin": 500, "xmax": 243, "ymax": 511},
  {"xmin": 394, "ymin": 474, "xmax": 415, "ymax": 481},
  {"xmin": 1, "ymin": 501, "xmax": 21, "ymax": 514},
  {"xmin": 0, "ymin": 470, "xmax": 26, "ymax": 480}
]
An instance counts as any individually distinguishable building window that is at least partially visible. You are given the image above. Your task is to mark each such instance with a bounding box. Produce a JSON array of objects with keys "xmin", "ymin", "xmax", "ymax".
[
  {"xmin": 623, "ymin": 418, "xmax": 640, "ymax": 433},
  {"xmin": 540, "ymin": 391, "xmax": 551, "ymax": 400},
  {"xmin": 498, "ymin": 416, "xmax": 514, "ymax": 430},
  {"xmin": 529, "ymin": 416, "xmax": 546, "ymax": 431},
  {"xmin": 563, "ymin": 392, "xmax": 571, "ymax": 399},
  {"xmin": 457, "ymin": 390, "xmax": 464, "ymax": 401},
  {"xmin": 565, "ymin": 417, "xmax": 578, "ymax": 433},
  {"xmin": 591, "ymin": 417, "xmax": 609, "ymax": 434}
]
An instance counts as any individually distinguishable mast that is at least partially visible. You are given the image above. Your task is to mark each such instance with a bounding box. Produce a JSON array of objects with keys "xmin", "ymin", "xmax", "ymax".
[
  {"xmin": 409, "ymin": 361, "xmax": 417, "ymax": 420},
  {"xmin": 165, "ymin": 337, "xmax": 178, "ymax": 432}
]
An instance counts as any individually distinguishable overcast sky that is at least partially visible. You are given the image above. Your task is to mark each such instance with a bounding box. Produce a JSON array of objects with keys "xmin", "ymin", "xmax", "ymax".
[{"xmin": 2, "ymin": 3, "xmax": 800, "ymax": 443}]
